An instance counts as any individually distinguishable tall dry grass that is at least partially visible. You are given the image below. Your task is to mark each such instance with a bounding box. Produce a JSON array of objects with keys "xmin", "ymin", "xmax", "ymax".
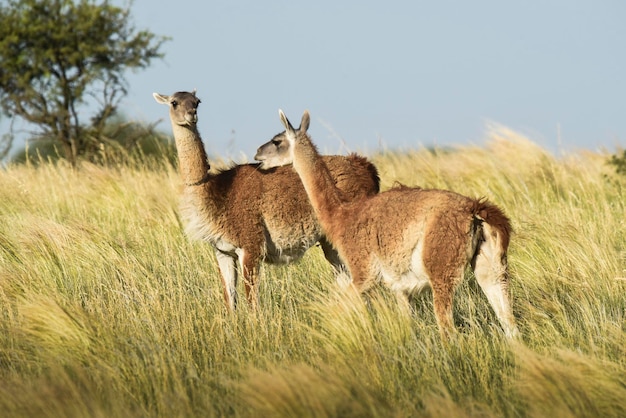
[{"xmin": 0, "ymin": 126, "xmax": 624, "ymax": 417}]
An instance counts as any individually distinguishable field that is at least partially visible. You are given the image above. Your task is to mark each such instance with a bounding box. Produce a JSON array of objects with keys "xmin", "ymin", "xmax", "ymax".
[{"xmin": 1, "ymin": 127, "xmax": 625, "ymax": 417}]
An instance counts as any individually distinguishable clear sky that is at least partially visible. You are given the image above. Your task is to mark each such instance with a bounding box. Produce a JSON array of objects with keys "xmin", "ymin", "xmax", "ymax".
[{"xmin": 7, "ymin": 1, "xmax": 626, "ymax": 160}]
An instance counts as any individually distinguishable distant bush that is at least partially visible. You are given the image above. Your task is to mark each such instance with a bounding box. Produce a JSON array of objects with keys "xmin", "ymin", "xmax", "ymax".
[
  {"xmin": 608, "ymin": 149, "xmax": 626, "ymax": 176},
  {"xmin": 11, "ymin": 116, "xmax": 177, "ymax": 169}
]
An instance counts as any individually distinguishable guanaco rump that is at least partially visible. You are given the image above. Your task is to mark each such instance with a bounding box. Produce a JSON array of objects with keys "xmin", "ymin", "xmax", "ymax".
[
  {"xmin": 153, "ymin": 91, "xmax": 380, "ymax": 310},
  {"xmin": 259, "ymin": 109, "xmax": 519, "ymax": 338}
]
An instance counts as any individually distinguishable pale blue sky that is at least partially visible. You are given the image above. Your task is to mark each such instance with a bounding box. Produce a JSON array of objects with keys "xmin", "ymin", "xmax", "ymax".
[{"xmin": 7, "ymin": 1, "xmax": 626, "ymax": 160}]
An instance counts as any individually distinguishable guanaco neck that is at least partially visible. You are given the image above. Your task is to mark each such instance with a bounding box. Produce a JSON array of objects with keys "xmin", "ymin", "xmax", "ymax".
[
  {"xmin": 292, "ymin": 132, "xmax": 345, "ymax": 229},
  {"xmin": 171, "ymin": 122, "xmax": 211, "ymax": 187}
]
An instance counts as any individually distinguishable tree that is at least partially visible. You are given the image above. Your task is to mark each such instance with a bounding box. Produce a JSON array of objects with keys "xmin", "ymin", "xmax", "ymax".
[
  {"xmin": 0, "ymin": 115, "xmax": 15, "ymax": 161},
  {"xmin": 0, "ymin": 0, "xmax": 168, "ymax": 165}
]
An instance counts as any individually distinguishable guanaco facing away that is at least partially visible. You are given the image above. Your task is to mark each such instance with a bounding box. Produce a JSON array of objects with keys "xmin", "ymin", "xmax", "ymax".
[
  {"xmin": 258, "ymin": 109, "xmax": 519, "ymax": 338},
  {"xmin": 153, "ymin": 91, "xmax": 380, "ymax": 311}
]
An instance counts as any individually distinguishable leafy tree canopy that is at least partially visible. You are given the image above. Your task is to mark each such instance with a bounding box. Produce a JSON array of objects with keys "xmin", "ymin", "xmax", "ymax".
[{"xmin": 0, "ymin": 0, "xmax": 168, "ymax": 165}]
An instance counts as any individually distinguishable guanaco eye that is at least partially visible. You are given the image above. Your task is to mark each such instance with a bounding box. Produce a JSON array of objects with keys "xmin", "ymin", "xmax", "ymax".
[{"xmin": 171, "ymin": 100, "xmax": 178, "ymax": 108}]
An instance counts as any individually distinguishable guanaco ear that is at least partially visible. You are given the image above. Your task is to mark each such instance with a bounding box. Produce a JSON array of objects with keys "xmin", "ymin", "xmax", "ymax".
[
  {"xmin": 153, "ymin": 93, "xmax": 169, "ymax": 104},
  {"xmin": 299, "ymin": 110, "xmax": 310, "ymax": 133},
  {"xmin": 191, "ymin": 88, "xmax": 197, "ymax": 96},
  {"xmin": 279, "ymin": 109, "xmax": 295, "ymax": 133}
]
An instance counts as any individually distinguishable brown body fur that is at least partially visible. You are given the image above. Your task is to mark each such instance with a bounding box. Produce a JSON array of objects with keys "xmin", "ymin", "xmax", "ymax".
[
  {"xmin": 272, "ymin": 110, "xmax": 519, "ymax": 338},
  {"xmin": 153, "ymin": 91, "xmax": 379, "ymax": 310}
]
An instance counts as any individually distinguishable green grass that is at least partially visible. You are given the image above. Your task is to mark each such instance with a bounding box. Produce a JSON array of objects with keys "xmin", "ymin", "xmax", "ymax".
[{"xmin": 1, "ymin": 126, "xmax": 624, "ymax": 417}]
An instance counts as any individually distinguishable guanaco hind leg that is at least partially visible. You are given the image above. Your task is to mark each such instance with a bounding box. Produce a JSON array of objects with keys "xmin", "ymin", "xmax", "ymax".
[
  {"xmin": 215, "ymin": 250, "xmax": 238, "ymax": 311},
  {"xmin": 473, "ymin": 224, "xmax": 519, "ymax": 338},
  {"xmin": 239, "ymin": 250, "xmax": 260, "ymax": 310}
]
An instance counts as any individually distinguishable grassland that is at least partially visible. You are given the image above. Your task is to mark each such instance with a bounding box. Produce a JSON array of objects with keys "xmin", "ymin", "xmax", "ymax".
[{"xmin": 0, "ymin": 126, "xmax": 624, "ymax": 417}]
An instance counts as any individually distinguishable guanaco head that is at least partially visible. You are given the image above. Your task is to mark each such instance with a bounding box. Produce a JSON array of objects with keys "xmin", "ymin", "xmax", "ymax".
[
  {"xmin": 254, "ymin": 110, "xmax": 310, "ymax": 169},
  {"xmin": 153, "ymin": 90, "xmax": 201, "ymax": 127}
]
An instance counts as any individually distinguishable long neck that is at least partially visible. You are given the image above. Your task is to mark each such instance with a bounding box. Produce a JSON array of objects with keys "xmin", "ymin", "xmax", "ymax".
[
  {"xmin": 172, "ymin": 122, "xmax": 211, "ymax": 186},
  {"xmin": 292, "ymin": 134, "xmax": 345, "ymax": 230}
]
